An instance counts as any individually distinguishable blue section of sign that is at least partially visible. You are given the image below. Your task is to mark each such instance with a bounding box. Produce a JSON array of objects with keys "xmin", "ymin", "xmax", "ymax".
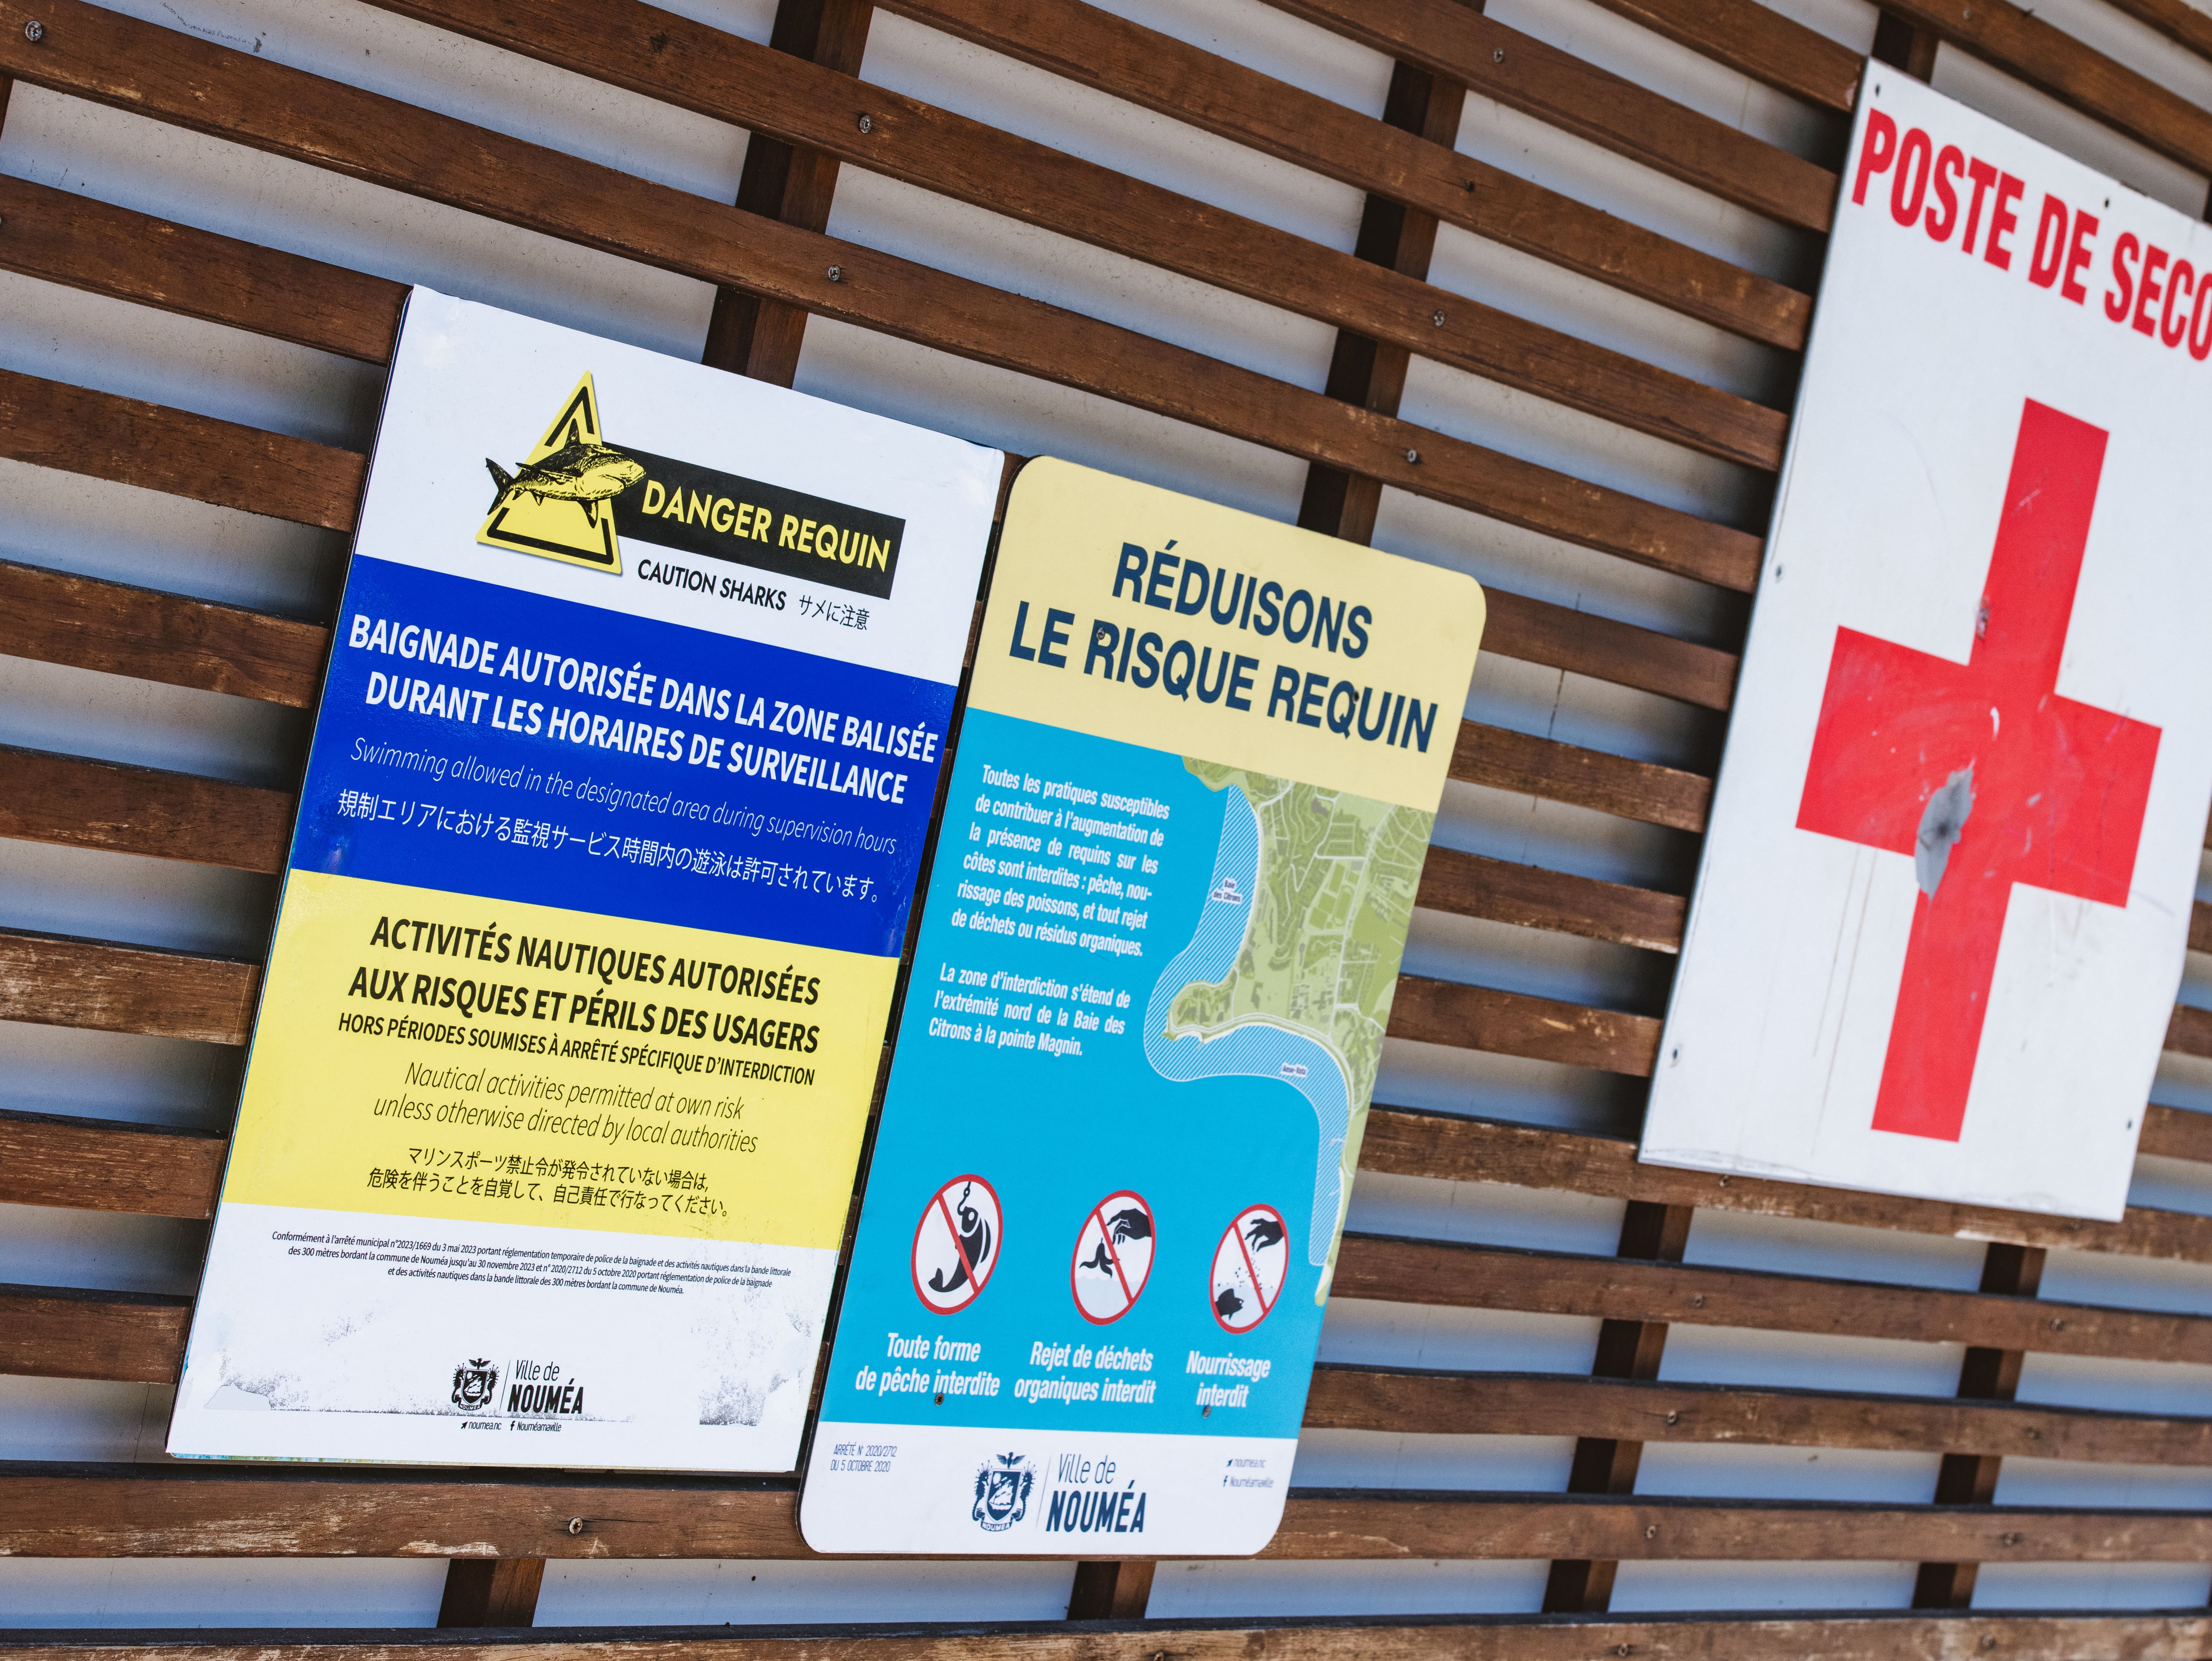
[
  {"xmin": 295, "ymin": 556, "xmax": 952, "ymax": 958},
  {"xmin": 819, "ymin": 709, "xmax": 1328, "ymax": 1440}
]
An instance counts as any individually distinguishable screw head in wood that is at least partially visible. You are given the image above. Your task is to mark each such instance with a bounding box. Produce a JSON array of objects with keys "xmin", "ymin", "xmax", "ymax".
[
  {"xmin": 2049, "ymin": 1316, "xmax": 2064, "ymax": 1330},
  {"xmin": 1431, "ymin": 310, "xmax": 1445, "ymax": 326},
  {"xmin": 1643, "ymin": 1523, "xmax": 1658, "ymax": 1539},
  {"xmin": 1688, "ymin": 1293, "xmax": 1705, "ymax": 1307},
  {"xmin": 1404, "ymin": 449, "xmax": 1420, "ymax": 464},
  {"xmin": 1664, "ymin": 1410, "xmax": 1679, "ymax": 1425},
  {"xmin": 827, "ymin": 265, "xmax": 843, "ymax": 282},
  {"xmin": 858, "ymin": 113, "xmax": 873, "ymax": 134},
  {"xmin": 567, "ymin": 1517, "xmax": 587, "ymax": 1535},
  {"xmin": 1493, "ymin": 47, "xmax": 1503, "ymax": 61},
  {"xmin": 23, "ymin": 17, "xmax": 44, "ymax": 39}
]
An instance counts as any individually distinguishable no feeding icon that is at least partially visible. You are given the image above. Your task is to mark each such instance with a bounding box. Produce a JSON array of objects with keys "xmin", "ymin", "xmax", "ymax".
[{"xmin": 1211, "ymin": 1204, "xmax": 1288, "ymax": 1333}]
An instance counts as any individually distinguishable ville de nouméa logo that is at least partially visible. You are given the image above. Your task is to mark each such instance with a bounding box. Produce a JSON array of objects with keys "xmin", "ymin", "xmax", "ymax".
[{"xmin": 475, "ymin": 374, "xmax": 910, "ymax": 599}]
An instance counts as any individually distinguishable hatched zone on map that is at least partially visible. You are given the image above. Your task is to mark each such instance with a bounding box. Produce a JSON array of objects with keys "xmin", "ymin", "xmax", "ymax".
[
  {"xmin": 911, "ymin": 1176, "xmax": 1001, "ymax": 1314},
  {"xmin": 1211, "ymin": 1204, "xmax": 1288, "ymax": 1333}
]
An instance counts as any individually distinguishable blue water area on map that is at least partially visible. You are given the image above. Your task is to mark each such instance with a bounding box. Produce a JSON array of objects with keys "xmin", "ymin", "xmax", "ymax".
[
  {"xmin": 1142, "ymin": 784, "xmax": 1350, "ymax": 1268},
  {"xmin": 294, "ymin": 555, "xmax": 951, "ymax": 956},
  {"xmin": 817, "ymin": 708, "xmax": 1343, "ymax": 1441}
]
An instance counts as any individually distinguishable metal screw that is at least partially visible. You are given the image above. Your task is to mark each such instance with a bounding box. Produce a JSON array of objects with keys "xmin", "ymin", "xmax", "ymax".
[
  {"xmin": 1492, "ymin": 46, "xmax": 1504, "ymax": 61},
  {"xmin": 1431, "ymin": 309, "xmax": 1446, "ymax": 327},
  {"xmin": 1404, "ymin": 449, "xmax": 1421, "ymax": 464},
  {"xmin": 826, "ymin": 265, "xmax": 843, "ymax": 282},
  {"xmin": 1688, "ymin": 1293, "xmax": 1705, "ymax": 1308},
  {"xmin": 857, "ymin": 113, "xmax": 873, "ymax": 134},
  {"xmin": 1981, "ymin": 1639, "xmax": 1998, "ymax": 1652},
  {"xmin": 934, "ymin": 1392, "xmax": 944, "ymax": 1404},
  {"xmin": 2049, "ymin": 1317, "xmax": 2065, "ymax": 1331},
  {"xmin": 23, "ymin": 17, "xmax": 45, "ymax": 40},
  {"xmin": 1718, "ymin": 1174, "xmax": 1731, "ymax": 1186},
  {"xmin": 566, "ymin": 1517, "xmax": 587, "ymax": 1535},
  {"xmin": 2000, "ymin": 1532, "xmax": 2023, "ymax": 1546},
  {"xmin": 1643, "ymin": 1523, "xmax": 1658, "ymax": 1539},
  {"xmin": 1664, "ymin": 1410, "xmax": 1679, "ymax": 1425}
]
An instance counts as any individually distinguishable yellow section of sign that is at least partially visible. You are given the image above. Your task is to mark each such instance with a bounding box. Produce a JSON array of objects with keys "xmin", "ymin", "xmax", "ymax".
[
  {"xmin": 476, "ymin": 372, "xmax": 640, "ymax": 573},
  {"xmin": 971, "ymin": 460, "xmax": 1485, "ymax": 810},
  {"xmin": 220, "ymin": 869, "xmax": 894, "ymax": 1250}
]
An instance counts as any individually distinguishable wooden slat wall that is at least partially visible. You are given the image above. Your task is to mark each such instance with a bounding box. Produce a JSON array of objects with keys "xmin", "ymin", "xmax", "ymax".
[{"xmin": 4, "ymin": 0, "xmax": 2212, "ymax": 1645}]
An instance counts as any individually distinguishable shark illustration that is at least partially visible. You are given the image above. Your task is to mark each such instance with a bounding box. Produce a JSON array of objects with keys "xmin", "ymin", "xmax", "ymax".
[{"xmin": 484, "ymin": 441, "xmax": 645, "ymax": 527}]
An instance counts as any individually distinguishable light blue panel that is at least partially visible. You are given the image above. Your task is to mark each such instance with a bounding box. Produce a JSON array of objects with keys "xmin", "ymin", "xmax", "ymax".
[
  {"xmin": 1633, "ymin": 1442, "xmax": 1941, "ymax": 1502},
  {"xmin": 0, "ymin": 1560, "xmax": 447, "ymax": 1628},
  {"xmin": 2034, "ymin": 1242, "xmax": 2212, "ymax": 1318},
  {"xmin": 0, "ymin": 1202, "xmax": 206, "ymax": 1296},
  {"xmin": 1991, "ymin": 1457, "xmax": 2212, "ymax": 1509},
  {"xmin": 1609, "ymin": 1559, "xmax": 1917, "ymax": 1612},
  {"xmin": 2015, "ymin": 1351, "xmax": 2212, "ymax": 1415},
  {"xmin": 1401, "ymin": 907, "xmax": 1674, "ymax": 1017},
  {"xmin": 1346, "ymin": 1171, "xmax": 1627, "ymax": 1258},
  {"xmin": 1289, "ymin": 1428, "xmax": 1575, "ymax": 1492},
  {"xmin": 1455, "ymin": 648, "xmax": 1725, "ymax": 776},
  {"xmin": 1373, "ymin": 1043, "xmax": 1648, "ymax": 1141},
  {"xmin": 1147, "ymin": 1556, "xmax": 1548, "ymax": 1618},
  {"xmin": 1972, "ymin": 1562, "xmax": 2212, "ymax": 1610},
  {"xmin": 0, "ymin": 1377, "xmax": 172, "ymax": 1462},
  {"xmin": 2127, "ymin": 1153, "xmax": 2212, "ymax": 1217},
  {"xmin": 537, "ymin": 1558, "xmax": 1076, "ymax": 1624},
  {"xmin": 1681, "ymin": 1206, "xmax": 1989, "ymax": 1290},
  {"xmin": 1319, "ymin": 1301, "xmax": 1601, "ymax": 1377},
  {"xmin": 1657, "ymin": 1323, "xmax": 1967, "ymax": 1396},
  {"xmin": 0, "ymin": 1019, "xmax": 244, "ymax": 1131},
  {"xmin": 0, "ymin": 837, "xmax": 278, "ymax": 959},
  {"xmin": 1429, "ymin": 776, "xmax": 1705, "ymax": 896}
]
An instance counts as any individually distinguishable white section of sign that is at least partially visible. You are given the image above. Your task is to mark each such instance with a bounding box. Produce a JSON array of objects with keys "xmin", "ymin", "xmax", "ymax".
[
  {"xmin": 803, "ymin": 1421, "xmax": 1293, "ymax": 1556},
  {"xmin": 168, "ymin": 1206, "xmax": 835, "ymax": 1469},
  {"xmin": 1641, "ymin": 72, "xmax": 2212, "ymax": 1219},
  {"xmin": 358, "ymin": 289, "xmax": 999, "ymax": 684}
]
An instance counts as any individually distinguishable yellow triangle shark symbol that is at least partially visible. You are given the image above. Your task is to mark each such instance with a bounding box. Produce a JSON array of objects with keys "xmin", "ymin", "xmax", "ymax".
[{"xmin": 476, "ymin": 373, "xmax": 645, "ymax": 573}]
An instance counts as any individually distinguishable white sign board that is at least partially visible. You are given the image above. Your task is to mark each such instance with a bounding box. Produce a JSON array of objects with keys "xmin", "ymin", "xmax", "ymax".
[
  {"xmin": 169, "ymin": 290, "xmax": 997, "ymax": 1469},
  {"xmin": 1640, "ymin": 74, "xmax": 2212, "ymax": 1220}
]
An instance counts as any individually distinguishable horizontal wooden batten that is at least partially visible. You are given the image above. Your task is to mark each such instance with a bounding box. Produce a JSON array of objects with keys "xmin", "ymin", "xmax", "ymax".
[
  {"xmin": 1578, "ymin": 0, "xmax": 1864, "ymax": 112},
  {"xmin": 1330, "ymin": 1232, "xmax": 2212, "ymax": 1365},
  {"xmin": 5, "ymin": 1614, "xmax": 2212, "ymax": 1661},
  {"xmin": 6, "ymin": 1465, "xmax": 2212, "ymax": 1564},
  {"xmin": 878, "ymin": 0, "xmax": 1816, "ymax": 350},
  {"xmin": 370, "ymin": 0, "xmax": 1787, "ymax": 472},
  {"xmin": 0, "ymin": 368, "xmax": 364, "ymax": 531},
  {"xmin": 1480, "ymin": 588, "xmax": 1738, "ymax": 712},
  {"xmin": 1261, "ymin": 0, "xmax": 1840, "ymax": 231},
  {"xmin": 0, "ymin": 1286, "xmax": 187, "ymax": 1385},
  {"xmin": 1416, "ymin": 847, "xmax": 1685, "ymax": 954},
  {"xmin": 2103, "ymin": 0, "xmax": 2212, "ymax": 66},
  {"xmin": 1451, "ymin": 722, "xmax": 1711, "ymax": 832},
  {"xmin": 0, "ymin": 2, "xmax": 1764, "ymax": 593},
  {"xmin": 0, "ymin": 1109, "xmax": 224, "ymax": 1220},
  {"xmin": 0, "ymin": 929, "xmax": 259, "ymax": 1046},
  {"xmin": 0, "ymin": 559, "xmax": 327, "ymax": 707},
  {"xmin": 0, "ymin": 173, "xmax": 405, "ymax": 363},
  {"xmin": 1307, "ymin": 1365, "xmax": 2212, "ymax": 1465},
  {"xmin": 1878, "ymin": 0, "xmax": 2212, "ymax": 179},
  {"xmin": 1360, "ymin": 1107, "xmax": 2212, "ymax": 1264},
  {"xmin": 0, "ymin": 747, "xmax": 292, "ymax": 873}
]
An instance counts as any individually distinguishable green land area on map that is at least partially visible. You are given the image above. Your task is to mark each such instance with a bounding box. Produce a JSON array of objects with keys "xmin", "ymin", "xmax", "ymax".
[{"xmin": 1165, "ymin": 760, "xmax": 1434, "ymax": 1239}]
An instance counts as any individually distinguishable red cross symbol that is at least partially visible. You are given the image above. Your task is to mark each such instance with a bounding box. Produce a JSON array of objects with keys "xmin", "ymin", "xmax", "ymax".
[{"xmin": 1795, "ymin": 400, "xmax": 2160, "ymax": 1143}]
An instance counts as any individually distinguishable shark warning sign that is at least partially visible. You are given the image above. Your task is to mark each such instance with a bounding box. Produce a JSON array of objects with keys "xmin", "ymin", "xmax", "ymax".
[{"xmin": 477, "ymin": 374, "xmax": 637, "ymax": 573}]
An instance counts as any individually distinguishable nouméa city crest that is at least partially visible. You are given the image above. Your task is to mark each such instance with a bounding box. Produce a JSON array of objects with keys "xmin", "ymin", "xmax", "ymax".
[{"xmin": 476, "ymin": 373, "xmax": 643, "ymax": 573}]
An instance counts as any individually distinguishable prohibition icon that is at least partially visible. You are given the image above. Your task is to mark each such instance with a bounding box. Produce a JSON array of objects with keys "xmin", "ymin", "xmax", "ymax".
[
  {"xmin": 1211, "ymin": 1204, "xmax": 1288, "ymax": 1333},
  {"xmin": 1069, "ymin": 1190, "xmax": 1155, "ymax": 1325},
  {"xmin": 911, "ymin": 1175, "xmax": 1001, "ymax": 1314}
]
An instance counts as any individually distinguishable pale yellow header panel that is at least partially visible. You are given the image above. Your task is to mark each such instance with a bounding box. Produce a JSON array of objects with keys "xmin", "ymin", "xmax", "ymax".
[{"xmin": 970, "ymin": 459, "xmax": 1486, "ymax": 810}]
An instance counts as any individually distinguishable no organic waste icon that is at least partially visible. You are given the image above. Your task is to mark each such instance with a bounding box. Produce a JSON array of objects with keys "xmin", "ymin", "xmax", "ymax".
[
  {"xmin": 1070, "ymin": 1190, "xmax": 1155, "ymax": 1324},
  {"xmin": 912, "ymin": 1175, "xmax": 1001, "ymax": 1314},
  {"xmin": 1211, "ymin": 1204, "xmax": 1288, "ymax": 1333}
]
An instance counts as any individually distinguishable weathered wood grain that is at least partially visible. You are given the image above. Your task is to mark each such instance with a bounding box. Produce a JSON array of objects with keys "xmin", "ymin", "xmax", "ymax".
[
  {"xmin": 1261, "ymin": 0, "xmax": 1840, "ymax": 231},
  {"xmin": 1305, "ymin": 1365, "xmax": 2212, "ymax": 1465},
  {"xmin": 1451, "ymin": 722, "xmax": 1712, "ymax": 832},
  {"xmin": 1481, "ymin": 587, "xmax": 1738, "ymax": 712},
  {"xmin": 0, "ymin": 559, "xmax": 328, "ymax": 706},
  {"xmin": 0, "ymin": 1286, "xmax": 189, "ymax": 1384},
  {"xmin": 1331, "ymin": 1231, "xmax": 2212, "ymax": 1365},
  {"xmin": 880, "ymin": 0, "xmax": 1816, "ymax": 349},
  {"xmin": 0, "ymin": 368, "xmax": 364, "ymax": 531},
  {"xmin": 1416, "ymin": 847, "xmax": 1685, "ymax": 954},
  {"xmin": 0, "ymin": 0, "xmax": 1762, "ymax": 592},
  {"xmin": 2164, "ymin": 1003, "xmax": 2212, "ymax": 1060},
  {"xmin": 372, "ymin": 0, "xmax": 1788, "ymax": 471},
  {"xmin": 1578, "ymin": 0, "xmax": 1863, "ymax": 110},
  {"xmin": 0, "ymin": 1108, "xmax": 225, "ymax": 1219},
  {"xmin": 0, "ymin": 747, "xmax": 292, "ymax": 872},
  {"xmin": 1878, "ymin": 0, "xmax": 2212, "ymax": 178},
  {"xmin": 1385, "ymin": 976, "xmax": 1661, "ymax": 1075},
  {"xmin": 0, "ymin": 173, "xmax": 405, "ymax": 362},
  {"xmin": 0, "ymin": 929, "xmax": 259, "ymax": 1045},
  {"xmin": 5, "ymin": 1614, "xmax": 2212, "ymax": 1661}
]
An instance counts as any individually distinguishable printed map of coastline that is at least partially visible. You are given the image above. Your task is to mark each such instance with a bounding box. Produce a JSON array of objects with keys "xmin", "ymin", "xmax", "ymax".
[{"xmin": 1142, "ymin": 758, "xmax": 1432, "ymax": 1301}]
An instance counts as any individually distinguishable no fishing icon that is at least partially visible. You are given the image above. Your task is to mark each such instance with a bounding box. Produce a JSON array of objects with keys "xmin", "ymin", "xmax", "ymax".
[
  {"xmin": 1211, "ymin": 1203, "xmax": 1288, "ymax": 1333},
  {"xmin": 911, "ymin": 1175, "xmax": 1002, "ymax": 1314},
  {"xmin": 1070, "ymin": 1190, "xmax": 1155, "ymax": 1324}
]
